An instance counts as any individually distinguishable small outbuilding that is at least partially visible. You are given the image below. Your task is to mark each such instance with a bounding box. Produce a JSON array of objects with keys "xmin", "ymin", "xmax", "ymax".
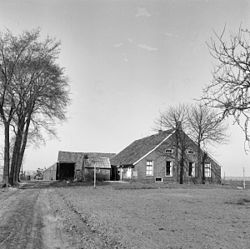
[{"xmin": 56, "ymin": 151, "xmax": 116, "ymax": 181}]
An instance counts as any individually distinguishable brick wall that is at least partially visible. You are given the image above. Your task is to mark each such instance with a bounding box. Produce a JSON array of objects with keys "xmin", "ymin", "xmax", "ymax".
[{"xmin": 131, "ymin": 136, "xmax": 221, "ymax": 184}]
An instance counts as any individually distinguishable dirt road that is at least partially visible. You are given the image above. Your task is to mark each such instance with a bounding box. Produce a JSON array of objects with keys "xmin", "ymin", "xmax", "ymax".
[
  {"xmin": 0, "ymin": 187, "xmax": 43, "ymax": 249},
  {"xmin": 0, "ymin": 182, "xmax": 120, "ymax": 249}
]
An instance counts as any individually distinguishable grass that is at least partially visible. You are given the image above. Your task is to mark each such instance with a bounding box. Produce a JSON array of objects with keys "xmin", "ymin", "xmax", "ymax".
[
  {"xmin": 225, "ymin": 197, "xmax": 250, "ymax": 206},
  {"xmin": 55, "ymin": 183, "xmax": 250, "ymax": 249},
  {"xmin": 18, "ymin": 179, "xmax": 250, "ymax": 191},
  {"xmin": 222, "ymin": 180, "xmax": 250, "ymax": 189}
]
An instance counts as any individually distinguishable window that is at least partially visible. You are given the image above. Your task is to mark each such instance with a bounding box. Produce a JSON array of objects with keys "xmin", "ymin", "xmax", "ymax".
[
  {"xmin": 166, "ymin": 149, "xmax": 173, "ymax": 154},
  {"xmin": 133, "ymin": 170, "xmax": 138, "ymax": 178},
  {"xmin": 155, "ymin": 177, "xmax": 163, "ymax": 182},
  {"xmin": 205, "ymin": 163, "xmax": 211, "ymax": 177},
  {"xmin": 166, "ymin": 161, "xmax": 173, "ymax": 176},
  {"xmin": 188, "ymin": 162, "xmax": 195, "ymax": 177},
  {"xmin": 126, "ymin": 167, "xmax": 132, "ymax": 179},
  {"xmin": 146, "ymin": 160, "xmax": 153, "ymax": 176}
]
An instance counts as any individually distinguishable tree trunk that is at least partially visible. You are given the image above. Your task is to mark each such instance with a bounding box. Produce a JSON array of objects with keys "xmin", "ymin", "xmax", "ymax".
[
  {"xmin": 197, "ymin": 141, "xmax": 202, "ymax": 183},
  {"xmin": 15, "ymin": 118, "xmax": 31, "ymax": 182},
  {"xmin": 9, "ymin": 132, "xmax": 22, "ymax": 185},
  {"xmin": 175, "ymin": 141, "xmax": 179, "ymax": 182},
  {"xmin": 174, "ymin": 130, "xmax": 180, "ymax": 183},
  {"xmin": 3, "ymin": 123, "xmax": 10, "ymax": 186},
  {"xmin": 178, "ymin": 130, "xmax": 185, "ymax": 184},
  {"xmin": 10, "ymin": 120, "xmax": 25, "ymax": 185},
  {"xmin": 180, "ymin": 155, "xmax": 184, "ymax": 184},
  {"xmin": 202, "ymin": 152, "xmax": 207, "ymax": 184}
]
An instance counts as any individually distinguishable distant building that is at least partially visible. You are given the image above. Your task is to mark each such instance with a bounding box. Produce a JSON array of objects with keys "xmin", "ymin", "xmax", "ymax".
[{"xmin": 110, "ymin": 129, "xmax": 221, "ymax": 184}]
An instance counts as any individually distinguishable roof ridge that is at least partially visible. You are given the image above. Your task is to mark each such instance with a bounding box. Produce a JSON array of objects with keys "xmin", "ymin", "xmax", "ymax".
[
  {"xmin": 59, "ymin": 150, "xmax": 115, "ymax": 154},
  {"xmin": 133, "ymin": 129, "xmax": 173, "ymax": 142}
]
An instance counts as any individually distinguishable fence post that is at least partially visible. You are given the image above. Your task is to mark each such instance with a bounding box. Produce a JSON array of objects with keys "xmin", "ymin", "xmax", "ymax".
[
  {"xmin": 94, "ymin": 164, "xmax": 96, "ymax": 188},
  {"xmin": 243, "ymin": 167, "xmax": 245, "ymax": 190}
]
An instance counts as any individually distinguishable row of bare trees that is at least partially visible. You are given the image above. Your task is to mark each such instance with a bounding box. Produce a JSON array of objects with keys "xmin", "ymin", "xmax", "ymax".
[
  {"xmin": 0, "ymin": 30, "xmax": 70, "ymax": 186},
  {"xmin": 156, "ymin": 104, "xmax": 227, "ymax": 183}
]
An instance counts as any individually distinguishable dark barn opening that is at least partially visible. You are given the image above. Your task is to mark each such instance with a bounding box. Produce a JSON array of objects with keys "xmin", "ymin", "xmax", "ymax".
[
  {"xmin": 57, "ymin": 162, "xmax": 75, "ymax": 180},
  {"xmin": 111, "ymin": 165, "xmax": 120, "ymax": 181}
]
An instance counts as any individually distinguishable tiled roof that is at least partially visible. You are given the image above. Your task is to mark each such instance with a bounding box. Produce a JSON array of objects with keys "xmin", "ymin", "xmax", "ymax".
[
  {"xmin": 85, "ymin": 157, "xmax": 111, "ymax": 169},
  {"xmin": 58, "ymin": 151, "xmax": 116, "ymax": 169},
  {"xmin": 44, "ymin": 163, "xmax": 57, "ymax": 173},
  {"xmin": 110, "ymin": 129, "xmax": 174, "ymax": 166},
  {"xmin": 58, "ymin": 151, "xmax": 115, "ymax": 162}
]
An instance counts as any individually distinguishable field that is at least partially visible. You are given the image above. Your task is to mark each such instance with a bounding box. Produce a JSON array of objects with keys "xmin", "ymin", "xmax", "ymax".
[{"xmin": 0, "ymin": 181, "xmax": 250, "ymax": 249}]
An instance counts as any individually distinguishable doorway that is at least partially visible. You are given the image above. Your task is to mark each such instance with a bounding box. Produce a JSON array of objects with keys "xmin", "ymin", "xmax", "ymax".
[{"xmin": 57, "ymin": 162, "xmax": 75, "ymax": 180}]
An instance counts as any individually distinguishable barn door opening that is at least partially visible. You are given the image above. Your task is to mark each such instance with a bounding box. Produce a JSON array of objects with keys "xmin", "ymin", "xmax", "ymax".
[
  {"xmin": 111, "ymin": 165, "xmax": 120, "ymax": 180},
  {"xmin": 57, "ymin": 162, "xmax": 75, "ymax": 180}
]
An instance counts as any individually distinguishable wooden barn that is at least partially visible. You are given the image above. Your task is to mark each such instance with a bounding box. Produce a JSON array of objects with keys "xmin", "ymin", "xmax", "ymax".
[
  {"xmin": 43, "ymin": 163, "xmax": 57, "ymax": 181},
  {"xmin": 56, "ymin": 151, "xmax": 116, "ymax": 181},
  {"xmin": 110, "ymin": 129, "xmax": 221, "ymax": 184}
]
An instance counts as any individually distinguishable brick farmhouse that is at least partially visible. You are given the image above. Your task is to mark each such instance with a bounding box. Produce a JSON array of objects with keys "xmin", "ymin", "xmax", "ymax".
[{"xmin": 110, "ymin": 129, "xmax": 221, "ymax": 183}]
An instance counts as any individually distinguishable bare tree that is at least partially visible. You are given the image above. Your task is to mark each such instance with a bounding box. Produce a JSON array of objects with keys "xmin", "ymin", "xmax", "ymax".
[
  {"xmin": 0, "ymin": 29, "xmax": 70, "ymax": 186},
  {"xmin": 157, "ymin": 103, "xmax": 227, "ymax": 184},
  {"xmin": 187, "ymin": 104, "xmax": 227, "ymax": 183},
  {"xmin": 202, "ymin": 27, "xmax": 250, "ymax": 146},
  {"xmin": 157, "ymin": 104, "xmax": 190, "ymax": 184}
]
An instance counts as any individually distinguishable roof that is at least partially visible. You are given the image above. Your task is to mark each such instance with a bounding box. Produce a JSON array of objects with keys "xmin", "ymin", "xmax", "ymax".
[
  {"xmin": 58, "ymin": 151, "xmax": 116, "ymax": 163},
  {"xmin": 85, "ymin": 157, "xmax": 111, "ymax": 169},
  {"xmin": 110, "ymin": 129, "xmax": 174, "ymax": 166},
  {"xmin": 44, "ymin": 163, "xmax": 57, "ymax": 173}
]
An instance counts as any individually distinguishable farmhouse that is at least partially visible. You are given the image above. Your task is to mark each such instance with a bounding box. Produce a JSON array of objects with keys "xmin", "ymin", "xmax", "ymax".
[
  {"xmin": 44, "ymin": 151, "xmax": 116, "ymax": 181},
  {"xmin": 110, "ymin": 129, "xmax": 221, "ymax": 183}
]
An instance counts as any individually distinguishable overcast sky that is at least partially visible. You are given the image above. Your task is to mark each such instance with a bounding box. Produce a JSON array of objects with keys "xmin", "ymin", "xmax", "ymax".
[{"xmin": 0, "ymin": 0, "xmax": 250, "ymax": 176}]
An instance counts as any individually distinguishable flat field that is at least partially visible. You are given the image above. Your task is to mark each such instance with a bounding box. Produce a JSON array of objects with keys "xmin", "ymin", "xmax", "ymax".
[
  {"xmin": 0, "ymin": 182, "xmax": 250, "ymax": 249},
  {"xmin": 56, "ymin": 184, "xmax": 250, "ymax": 249}
]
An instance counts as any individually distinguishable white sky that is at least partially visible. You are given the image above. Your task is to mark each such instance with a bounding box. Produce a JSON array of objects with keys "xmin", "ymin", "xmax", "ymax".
[{"xmin": 0, "ymin": 0, "xmax": 250, "ymax": 176}]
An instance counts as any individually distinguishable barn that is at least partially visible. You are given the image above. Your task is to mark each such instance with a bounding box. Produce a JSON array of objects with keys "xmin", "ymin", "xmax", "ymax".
[
  {"xmin": 43, "ymin": 163, "xmax": 57, "ymax": 181},
  {"xmin": 55, "ymin": 151, "xmax": 116, "ymax": 181}
]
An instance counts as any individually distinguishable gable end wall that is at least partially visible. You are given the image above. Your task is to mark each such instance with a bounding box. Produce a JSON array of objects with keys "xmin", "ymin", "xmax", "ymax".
[{"xmin": 131, "ymin": 135, "xmax": 221, "ymax": 183}]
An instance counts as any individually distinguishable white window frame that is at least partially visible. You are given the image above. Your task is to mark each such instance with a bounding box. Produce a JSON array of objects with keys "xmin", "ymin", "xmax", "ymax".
[
  {"xmin": 146, "ymin": 160, "xmax": 154, "ymax": 176},
  {"xmin": 205, "ymin": 163, "xmax": 211, "ymax": 177},
  {"xmin": 166, "ymin": 161, "xmax": 173, "ymax": 177}
]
